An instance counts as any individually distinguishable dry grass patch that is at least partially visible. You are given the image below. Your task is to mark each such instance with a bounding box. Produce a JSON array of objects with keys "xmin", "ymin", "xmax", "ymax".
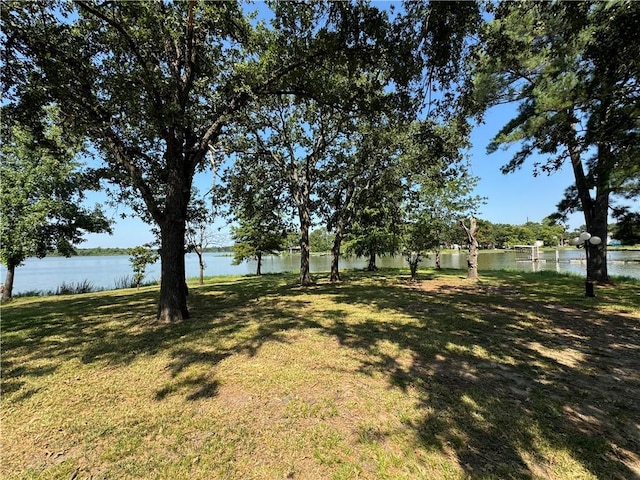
[{"xmin": 2, "ymin": 270, "xmax": 639, "ymax": 479}]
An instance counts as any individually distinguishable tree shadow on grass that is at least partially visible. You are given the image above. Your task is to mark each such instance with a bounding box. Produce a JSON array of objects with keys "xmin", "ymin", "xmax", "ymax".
[
  {"xmin": 1, "ymin": 273, "xmax": 322, "ymax": 404},
  {"xmin": 3, "ymin": 270, "xmax": 638, "ymax": 478},
  {"xmin": 155, "ymin": 374, "xmax": 220, "ymax": 402},
  {"xmin": 324, "ymin": 270, "xmax": 640, "ymax": 479}
]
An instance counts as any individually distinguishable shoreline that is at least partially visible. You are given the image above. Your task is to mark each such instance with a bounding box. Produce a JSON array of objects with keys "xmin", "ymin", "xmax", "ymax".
[{"xmin": 6, "ymin": 266, "xmax": 638, "ymax": 300}]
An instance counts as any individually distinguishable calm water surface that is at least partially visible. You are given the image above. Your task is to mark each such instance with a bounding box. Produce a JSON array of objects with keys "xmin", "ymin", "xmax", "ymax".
[{"xmin": 2, "ymin": 249, "xmax": 639, "ymax": 295}]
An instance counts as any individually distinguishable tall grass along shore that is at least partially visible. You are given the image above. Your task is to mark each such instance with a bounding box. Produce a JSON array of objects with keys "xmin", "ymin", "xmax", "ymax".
[{"xmin": 2, "ymin": 269, "xmax": 639, "ymax": 479}]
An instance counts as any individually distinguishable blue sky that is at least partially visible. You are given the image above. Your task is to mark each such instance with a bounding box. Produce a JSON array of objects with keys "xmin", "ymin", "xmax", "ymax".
[
  {"xmin": 468, "ymin": 104, "xmax": 585, "ymax": 229},
  {"xmin": 82, "ymin": 101, "xmax": 586, "ymax": 249}
]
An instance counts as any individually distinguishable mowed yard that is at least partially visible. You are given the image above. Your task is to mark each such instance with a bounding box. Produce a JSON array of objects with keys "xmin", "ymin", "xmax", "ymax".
[{"xmin": 2, "ymin": 269, "xmax": 639, "ymax": 480}]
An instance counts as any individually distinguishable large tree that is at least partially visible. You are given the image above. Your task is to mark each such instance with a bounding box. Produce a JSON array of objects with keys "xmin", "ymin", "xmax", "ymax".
[
  {"xmin": 2, "ymin": 1, "xmax": 400, "ymax": 320},
  {"xmin": 0, "ymin": 117, "xmax": 111, "ymax": 300},
  {"xmin": 227, "ymin": 94, "xmax": 362, "ymax": 286},
  {"xmin": 402, "ymin": 119, "xmax": 481, "ymax": 280},
  {"xmin": 225, "ymin": 156, "xmax": 290, "ymax": 277},
  {"xmin": 319, "ymin": 118, "xmax": 403, "ymax": 282},
  {"xmin": 404, "ymin": 166, "xmax": 482, "ymax": 274},
  {"xmin": 344, "ymin": 183, "xmax": 405, "ymax": 272},
  {"xmin": 402, "ymin": 120, "xmax": 483, "ymax": 275},
  {"xmin": 470, "ymin": 1, "xmax": 640, "ymax": 282}
]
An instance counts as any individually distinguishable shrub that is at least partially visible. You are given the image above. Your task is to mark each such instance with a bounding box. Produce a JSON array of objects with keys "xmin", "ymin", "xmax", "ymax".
[
  {"xmin": 54, "ymin": 280, "xmax": 96, "ymax": 295},
  {"xmin": 114, "ymin": 275, "xmax": 135, "ymax": 290}
]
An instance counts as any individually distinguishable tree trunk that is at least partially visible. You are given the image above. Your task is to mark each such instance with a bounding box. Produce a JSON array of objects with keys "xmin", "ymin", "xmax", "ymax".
[
  {"xmin": 158, "ymin": 218, "xmax": 189, "ymax": 322},
  {"xmin": 152, "ymin": 134, "xmax": 196, "ymax": 322},
  {"xmin": 2, "ymin": 263, "xmax": 16, "ymax": 300},
  {"xmin": 588, "ymin": 190, "xmax": 609, "ymax": 283},
  {"xmin": 588, "ymin": 142, "xmax": 611, "ymax": 283},
  {"xmin": 290, "ymin": 160, "xmax": 313, "ymax": 286},
  {"xmin": 461, "ymin": 217, "xmax": 479, "ymax": 281},
  {"xmin": 299, "ymin": 213, "xmax": 313, "ymax": 285},
  {"xmin": 197, "ymin": 251, "xmax": 204, "ymax": 285},
  {"xmin": 435, "ymin": 249, "xmax": 441, "ymax": 270},
  {"xmin": 366, "ymin": 249, "xmax": 377, "ymax": 271},
  {"xmin": 466, "ymin": 239, "xmax": 478, "ymax": 281},
  {"xmin": 407, "ymin": 251, "xmax": 420, "ymax": 281},
  {"xmin": 256, "ymin": 251, "xmax": 262, "ymax": 276},
  {"xmin": 330, "ymin": 230, "xmax": 342, "ymax": 283},
  {"xmin": 568, "ymin": 120, "xmax": 610, "ymax": 283}
]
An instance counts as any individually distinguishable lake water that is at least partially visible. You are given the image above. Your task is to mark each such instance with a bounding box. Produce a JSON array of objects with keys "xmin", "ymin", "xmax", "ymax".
[{"xmin": 2, "ymin": 249, "xmax": 639, "ymax": 296}]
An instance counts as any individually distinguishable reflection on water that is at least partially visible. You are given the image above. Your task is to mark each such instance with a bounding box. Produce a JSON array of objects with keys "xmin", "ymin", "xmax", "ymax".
[{"xmin": 2, "ymin": 249, "xmax": 638, "ymax": 295}]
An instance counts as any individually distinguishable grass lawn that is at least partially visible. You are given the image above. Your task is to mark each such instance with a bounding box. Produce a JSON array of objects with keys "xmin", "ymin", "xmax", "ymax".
[{"xmin": 2, "ymin": 269, "xmax": 639, "ymax": 479}]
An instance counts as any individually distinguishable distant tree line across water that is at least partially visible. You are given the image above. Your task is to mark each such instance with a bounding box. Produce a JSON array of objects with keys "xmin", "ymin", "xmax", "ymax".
[
  {"xmin": 53, "ymin": 246, "xmax": 234, "ymax": 258},
  {"xmin": 69, "ymin": 216, "xmax": 637, "ymax": 259},
  {"xmin": 285, "ymin": 218, "xmax": 639, "ymax": 256}
]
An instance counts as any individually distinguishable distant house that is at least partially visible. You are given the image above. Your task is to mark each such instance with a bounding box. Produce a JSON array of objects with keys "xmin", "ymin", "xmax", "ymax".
[{"xmin": 607, "ymin": 233, "xmax": 622, "ymax": 246}]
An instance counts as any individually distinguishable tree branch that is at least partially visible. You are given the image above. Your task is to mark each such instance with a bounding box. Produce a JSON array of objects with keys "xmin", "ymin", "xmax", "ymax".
[
  {"xmin": 75, "ymin": 1, "xmax": 164, "ymax": 112},
  {"xmin": 102, "ymin": 129, "xmax": 164, "ymax": 224},
  {"xmin": 198, "ymin": 47, "xmax": 332, "ymax": 154},
  {"xmin": 182, "ymin": 0, "xmax": 197, "ymax": 87}
]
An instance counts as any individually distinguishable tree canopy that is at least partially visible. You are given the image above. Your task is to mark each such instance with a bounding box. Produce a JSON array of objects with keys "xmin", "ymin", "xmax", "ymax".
[
  {"xmin": 2, "ymin": 0, "xmax": 420, "ymax": 319},
  {"xmin": 401, "ymin": 119, "xmax": 483, "ymax": 273},
  {"xmin": 470, "ymin": 0, "xmax": 640, "ymax": 281},
  {"xmin": 226, "ymin": 158, "xmax": 290, "ymax": 276},
  {"xmin": 0, "ymin": 114, "xmax": 111, "ymax": 299},
  {"xmin": 2, "ymin": 0, "xmax": 526, "ymax": 310}
]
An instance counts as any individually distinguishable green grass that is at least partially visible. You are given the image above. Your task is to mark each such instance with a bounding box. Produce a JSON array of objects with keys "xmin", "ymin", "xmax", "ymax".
[{"xmin": 2, "ymin": 269, "xmax": 639, "ymax": 479}]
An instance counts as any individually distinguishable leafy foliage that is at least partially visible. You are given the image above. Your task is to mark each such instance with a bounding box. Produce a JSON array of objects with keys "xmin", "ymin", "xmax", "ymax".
[
  {"xmin": 129, "ymin": 244, "xmax": 159, "ymax": 289},
  {"xmin": 2, "ymin": 1, "xmax": 413, "ymax": 318},
  {"xmin": 225, "ymin": 155, "xmax": 289, "ymax": 276},
  {"xmin": 0, "ymin": 115, "xmax": 111, "ymax": 299},
  {"xmin": 309, "ymin": 229, "xmax": 333, "ymax": 253},
  {"xmin": 226, "ymin": 93, "xmax": 367, "ymax": 284},
  {"xmin": 611, "ymin": 208, "xmax": 640, "ymax": 246},
  {"xmin": 343, "ymin": 180, "xmax": 404, "ymax": 271},
  {"xmin": 470, "ymin": 0, "xmax": 640, "ymax": 281},
  {"xmin": 2, "ymin": 0, "xmax": 487, "ymax": 314},
  {"xmin": 402, "ymin": 120, "xmax": 483, "ymax": 273},
  {"xmin": 462, "ymin": 217, "xmax": 567, "ymax": 249},
  {"xmin": 231, "ymin": 223, "xmax": 287, "ymax": 275}
]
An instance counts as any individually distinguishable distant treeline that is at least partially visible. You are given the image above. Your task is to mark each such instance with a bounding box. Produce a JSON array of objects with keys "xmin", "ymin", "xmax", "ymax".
[{"xmin": 50, "ymin": 246, "xmax": 234, "ymax": 257}]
